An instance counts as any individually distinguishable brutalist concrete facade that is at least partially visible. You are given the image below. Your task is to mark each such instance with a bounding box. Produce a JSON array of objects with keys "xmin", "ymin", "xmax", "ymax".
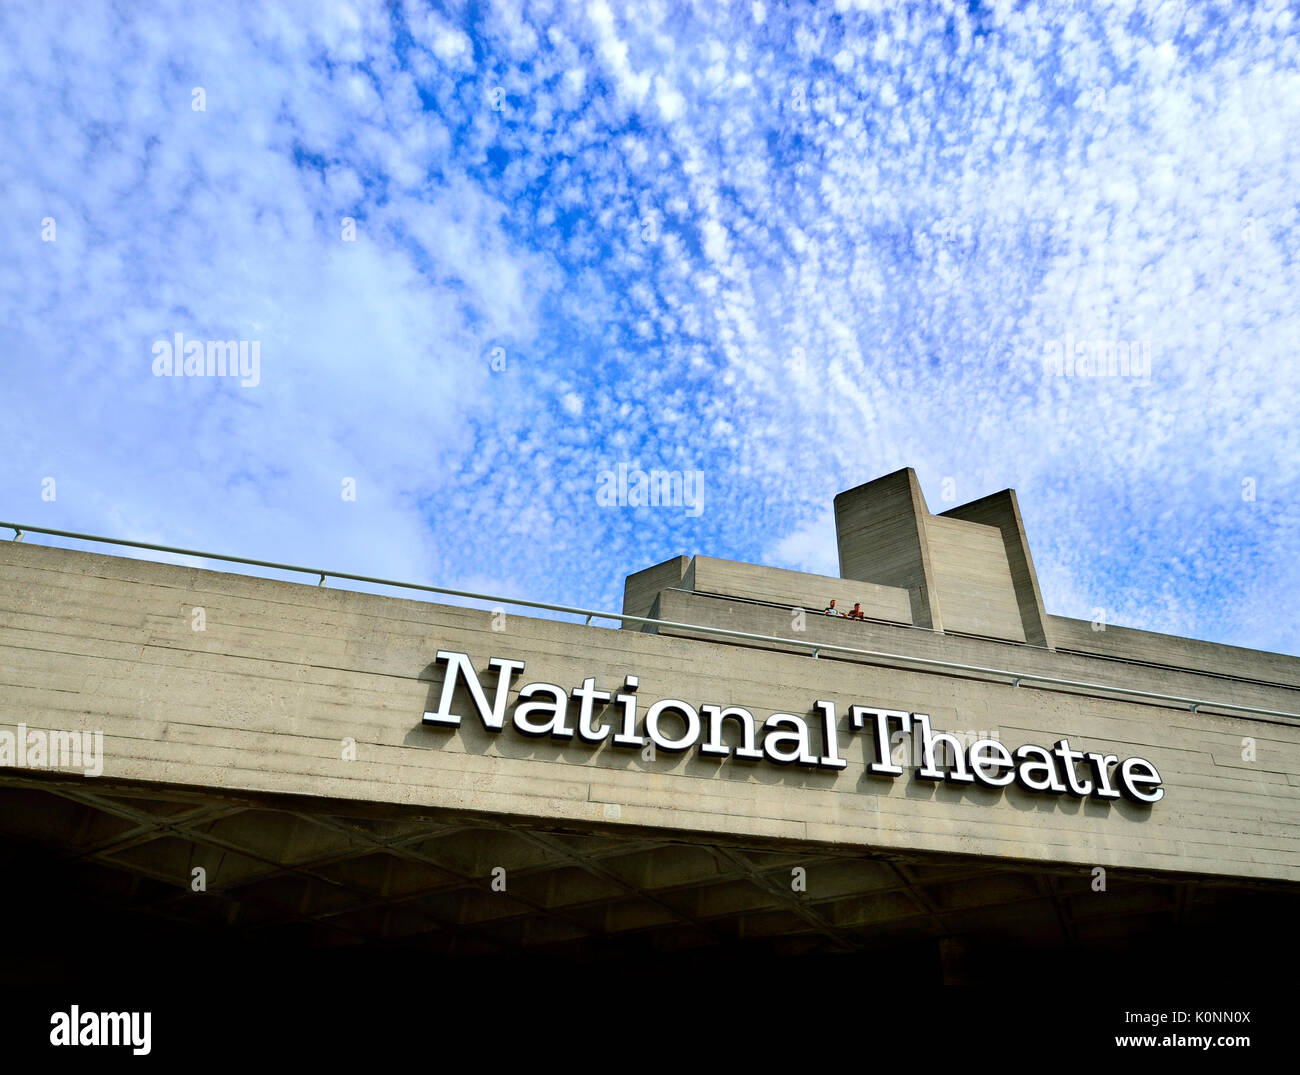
[{"xmin": 1, "ymin": 468, "xmax": 1298, "ymax": 979}]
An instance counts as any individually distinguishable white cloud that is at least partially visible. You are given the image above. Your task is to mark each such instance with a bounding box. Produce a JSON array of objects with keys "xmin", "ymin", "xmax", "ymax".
[
  {"xmin": 2, "ymin": 0, "xmax": 1298, "ymax": 654},
  {"xmin": 767, "ymin": 511, "xmax": 839, "ymax": 577},
  {"xmin": 701, "ymin": 219, "xmax": 729, "ymax": 263},
  {"xmin": 431, "ymin": 27, "xmax": 472, "ymax": 63},
  {"xmin": 655, "ymin": 76, "xmax": 686, "ymax": 122}
]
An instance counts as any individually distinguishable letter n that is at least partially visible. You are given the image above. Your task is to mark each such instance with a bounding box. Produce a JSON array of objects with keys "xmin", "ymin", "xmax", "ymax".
[{"xmin": 423, "ymin": 651, "xmax": 524, "ymax": 731}]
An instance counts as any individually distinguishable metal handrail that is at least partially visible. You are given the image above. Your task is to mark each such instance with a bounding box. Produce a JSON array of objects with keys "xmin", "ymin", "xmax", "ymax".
[{"xmin": 4, "ymin": 520, "xmax": 1300, "ymax": 724}]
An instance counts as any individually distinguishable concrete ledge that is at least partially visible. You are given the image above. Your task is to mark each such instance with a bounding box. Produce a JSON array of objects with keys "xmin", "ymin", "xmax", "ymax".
[{"xmin": 689, "ymin": 555, "xmax": 912, "ymax": 625}]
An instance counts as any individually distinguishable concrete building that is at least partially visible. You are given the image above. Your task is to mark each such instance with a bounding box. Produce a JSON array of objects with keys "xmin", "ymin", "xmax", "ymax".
[{"xmin": 2, "ymin": 467, "xmax": 1298, "ymax": 986}]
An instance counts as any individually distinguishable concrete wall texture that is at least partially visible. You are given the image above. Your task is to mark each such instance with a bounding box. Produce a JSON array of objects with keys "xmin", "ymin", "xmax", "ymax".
[{"xmin": 2, "ymin": 467, "xmax": 1298, "ymax": 889}]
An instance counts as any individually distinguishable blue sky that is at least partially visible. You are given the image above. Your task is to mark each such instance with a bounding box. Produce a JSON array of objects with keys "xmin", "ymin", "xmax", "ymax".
[{"xmin": 1, "ymin": 0, "xmax": 1298, "ymax": 653}]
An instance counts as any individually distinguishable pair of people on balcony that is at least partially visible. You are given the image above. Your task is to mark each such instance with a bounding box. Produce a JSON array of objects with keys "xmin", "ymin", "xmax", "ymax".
[{"xmin": 823, "ymin": 599, "xmax": 865, "ymax": 620}]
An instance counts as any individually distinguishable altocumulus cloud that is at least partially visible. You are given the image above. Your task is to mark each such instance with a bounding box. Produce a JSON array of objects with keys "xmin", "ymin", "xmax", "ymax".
[{"xmin": 0, "ymin": 0, "xmax": 1297, "ymax": 652}]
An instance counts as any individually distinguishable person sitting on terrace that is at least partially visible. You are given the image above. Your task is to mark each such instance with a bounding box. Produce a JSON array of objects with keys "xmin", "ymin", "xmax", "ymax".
[{"xmin": 823, "ymin": 598, "xmax": 843, "ymax": 616}]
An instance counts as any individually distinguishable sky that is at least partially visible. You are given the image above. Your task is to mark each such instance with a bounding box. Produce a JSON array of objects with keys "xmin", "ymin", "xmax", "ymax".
[{"xmin": 1, "ymin": 0, "xmax": 1298, "ymax": 654}]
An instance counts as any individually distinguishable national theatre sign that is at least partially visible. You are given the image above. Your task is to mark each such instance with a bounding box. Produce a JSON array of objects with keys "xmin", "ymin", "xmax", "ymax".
[{"xmin": 422, "ymin": 651, "xmax": 1165, "ymax": 805}]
